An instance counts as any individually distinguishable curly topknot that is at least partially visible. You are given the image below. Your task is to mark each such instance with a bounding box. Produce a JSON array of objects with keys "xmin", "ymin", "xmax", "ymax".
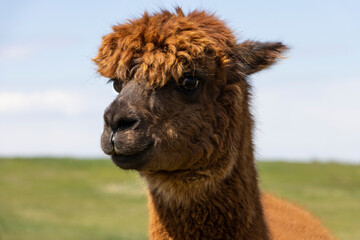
[{"xmin": 93, "ymin": 8, "xmax": 237, "ymax": 87}]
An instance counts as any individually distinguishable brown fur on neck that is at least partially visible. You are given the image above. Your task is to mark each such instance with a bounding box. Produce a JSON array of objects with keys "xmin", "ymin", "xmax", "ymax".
[
  {"xmin": 145, "ymin": 153, "xmax": 268, "ymax": 240},
  {"xmin": 141, "ymin": 77, "xmax": 269, "ymax": 239}
]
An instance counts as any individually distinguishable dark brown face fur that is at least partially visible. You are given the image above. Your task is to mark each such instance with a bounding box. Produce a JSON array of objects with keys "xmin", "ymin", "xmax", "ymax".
[
  {"xmin": 96, "ymin": 8, "xmax": 287, "ymax": 177},
  {"xmin": 101, "ymin": 58, "xmax": 229, "ymax": 171}
]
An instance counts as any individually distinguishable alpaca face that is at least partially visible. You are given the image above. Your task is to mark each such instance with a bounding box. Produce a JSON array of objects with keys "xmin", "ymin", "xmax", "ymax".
[
  {"xmin": 95, "ymin": 8, "xmax": 287, "ymax": 177},
  {"xmin": 101, "ymin": 58, "xmax": 228, "ymax": 171}
]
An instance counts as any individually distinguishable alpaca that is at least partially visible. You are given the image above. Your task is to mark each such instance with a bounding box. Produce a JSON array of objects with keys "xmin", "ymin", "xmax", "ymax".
[{"xmin": 94, "ymin": 8, "xmax": 333, "ymax": 240}]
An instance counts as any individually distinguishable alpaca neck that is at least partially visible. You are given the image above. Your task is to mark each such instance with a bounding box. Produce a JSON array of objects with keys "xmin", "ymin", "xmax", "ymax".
[
  {"xmin": 144, "ymin": 83, "xmax": 268, "ymax": 239},
  {"xmin": 144, "ymin": 155, "xmax": 269, "ymax": 240}
]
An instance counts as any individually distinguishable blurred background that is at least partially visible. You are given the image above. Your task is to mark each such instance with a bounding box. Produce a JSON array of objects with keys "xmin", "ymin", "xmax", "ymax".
[
  {"xmin": 1, "ymin": 0, "xmax": 359, "ymax": 162},
  {"xmin": 0, "ymin": 1, "xmax": 359, "ymax": 240}
]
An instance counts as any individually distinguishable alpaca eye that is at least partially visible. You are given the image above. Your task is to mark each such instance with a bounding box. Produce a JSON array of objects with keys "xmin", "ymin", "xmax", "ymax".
[
  {"xmin": 179, "ymin": 77, "xmax": 199, "ymax": 92},
  {"xmin": 112, "ymin": 80, "xmax": 123, "ymax": 93}
]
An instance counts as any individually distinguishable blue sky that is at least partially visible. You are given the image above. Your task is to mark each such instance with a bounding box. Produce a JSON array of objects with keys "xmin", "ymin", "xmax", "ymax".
[{"xmin": 1, "ymin": 0, "xmax": 359, "ymax": 162}]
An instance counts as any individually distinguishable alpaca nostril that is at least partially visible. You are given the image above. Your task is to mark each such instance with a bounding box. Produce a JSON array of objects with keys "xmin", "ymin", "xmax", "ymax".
[
  {"xmin": 116, "ymin": 118, "xmax": 138, "ymax": 132},
  {"xmin": 110, "ymin": 131, "xmax": 115, "ymax": 144}
]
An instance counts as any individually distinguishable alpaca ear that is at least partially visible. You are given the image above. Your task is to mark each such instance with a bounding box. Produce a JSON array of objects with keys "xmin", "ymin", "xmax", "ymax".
[{"xmin": 236, "ymin": 41, "xmax": 288, "ymax": 75}]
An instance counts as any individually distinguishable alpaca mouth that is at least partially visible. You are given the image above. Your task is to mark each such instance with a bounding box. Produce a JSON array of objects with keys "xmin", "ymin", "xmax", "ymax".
[{"xmin": 111, "ymin": 142, "xmax": 153, "ymax": 170}]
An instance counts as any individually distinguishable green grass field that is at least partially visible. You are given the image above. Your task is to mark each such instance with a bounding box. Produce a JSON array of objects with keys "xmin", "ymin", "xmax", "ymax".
[{"xmin": 0, "ymin": 158, "xmax": 359, "ymax": 240}]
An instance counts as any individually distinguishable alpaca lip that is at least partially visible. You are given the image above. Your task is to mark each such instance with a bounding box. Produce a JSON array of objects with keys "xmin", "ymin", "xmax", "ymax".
[
  {"xmin": 111, "ymin": 143, "xmax": 153, "ymax": 170},
  {"xmin": 113, "ymin": 145, "xmax": 122, "ymax": 155}
]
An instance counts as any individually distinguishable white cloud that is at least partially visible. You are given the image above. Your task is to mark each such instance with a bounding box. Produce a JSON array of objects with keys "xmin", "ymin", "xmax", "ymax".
[
  {"xmin": 0, "ymin": 86, "xmax": 114, "ymax": 157},
  {"xmin": 0, "ymin": 90, "xmax": 84, "ymax": 115},
  {"xmin": 0, "ymin": 116, "xmax": 105, "ymax": 157}
]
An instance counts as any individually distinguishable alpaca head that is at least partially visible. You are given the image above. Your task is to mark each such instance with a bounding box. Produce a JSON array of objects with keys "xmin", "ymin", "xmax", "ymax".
[{"xmin": 94, "ymin": 8, "xmax": 287, "ymax": 186}]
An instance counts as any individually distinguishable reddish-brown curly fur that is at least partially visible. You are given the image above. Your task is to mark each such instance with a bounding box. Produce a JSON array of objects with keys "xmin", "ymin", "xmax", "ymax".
[{"xmin": 94, "ymin": 8, "xmax": 334, "ymax": 240}]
